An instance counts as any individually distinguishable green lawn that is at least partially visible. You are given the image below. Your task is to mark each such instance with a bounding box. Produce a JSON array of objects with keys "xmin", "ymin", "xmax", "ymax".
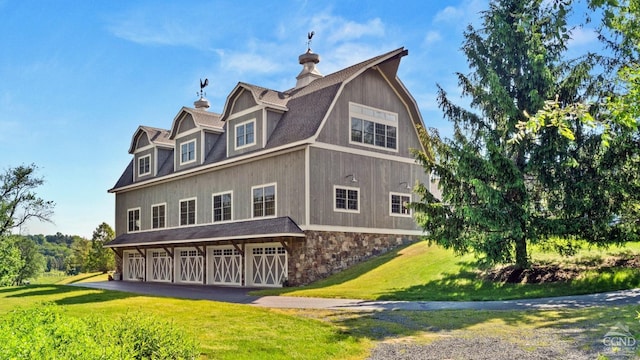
[
  {"xmin": 2, "ymin": 283, "xmax": 638, "ymax": 359},
  {"xmin": 0, "ymin": 285, "xmax": 369, "ymax": 360},
  {"xmin": 253, "ymin": 240, "xmax": 640, "ymax": 301}
]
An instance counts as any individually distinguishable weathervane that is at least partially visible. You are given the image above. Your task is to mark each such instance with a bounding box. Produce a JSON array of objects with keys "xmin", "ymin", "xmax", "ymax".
[
  {"xmin": 198, "ymin": 78, "xmax": 209, "ymax": 98},
  {"xmin": 306, "ymin": 31, "xmax": 314, "ymax": 52}
]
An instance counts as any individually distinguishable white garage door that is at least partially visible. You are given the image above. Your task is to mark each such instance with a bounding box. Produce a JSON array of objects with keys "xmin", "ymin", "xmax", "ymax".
[
  {"xmin": 148, "ymin": 249, "xmax": 172, "ymax": 282},
  {"xmin": 176, "ymin": 248, "xmax": 203, "ymax": 284},
  {"xmin": 209, "ymin": 247, "xmax": 242, "ymax": 286},
  {"xmin": 247, "ymin": 244, "xmax": 287, "ymax": 287},
  {"xmin": 124, "ymin": 251, "xmax": 145, "ymax": 281}
]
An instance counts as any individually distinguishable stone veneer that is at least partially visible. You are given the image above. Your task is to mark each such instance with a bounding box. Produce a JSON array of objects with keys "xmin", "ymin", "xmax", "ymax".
[{"xmin": 288, "ymin": 231, "xmax": 421, "ymax": 286}]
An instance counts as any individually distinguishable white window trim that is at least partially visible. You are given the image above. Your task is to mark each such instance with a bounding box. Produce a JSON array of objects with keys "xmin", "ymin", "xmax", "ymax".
[
  {"xmin": 137, "ymin": 154, "xmax": 151, "ymax": 177},
  {"xmin": 212, "ymin": 191, "xmax": 233, "ymax": 223},
  {"xmin": 180, "ymin": 139, "xmax": 197, "ymax": 165},
  {"xmin": 235, "ymin": 119, "xmax": 256, "ymax": 150},
  {"xmin": 127, "ymin": 207, "xmax": 142, "ymax": 233},
  {"xmin": 150, "ymin": 202, "xmax": 167, "ymax": 229},
  {"xmin": 333, "ymin": 185, "xmax": 360, "ymax": 214},
  {"xmin": 348, "ymin": 102, "xmax": 398, "ymax": 152},
  {"xmin": 179, "ymin": 197, "xmax": 197, "ymax": 226},
  {"xmin": 251, "ymin": 183, "xmax": 277, "ymax": 219},
  {"xmin": 389, "ymin": 192, "xmax": 412, "ymax": 217}
]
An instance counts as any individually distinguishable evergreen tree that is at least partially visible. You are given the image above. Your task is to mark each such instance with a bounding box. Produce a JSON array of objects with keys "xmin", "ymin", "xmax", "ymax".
[{"xmin": 413, "ymin": 0, "xmax": 637, "ymax": 269}]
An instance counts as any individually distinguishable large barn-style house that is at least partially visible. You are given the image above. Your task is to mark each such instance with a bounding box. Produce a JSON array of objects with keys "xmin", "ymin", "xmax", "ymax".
[{"xmin": 106, "ymin": 45, "xmax": 439, "ymax": 287}]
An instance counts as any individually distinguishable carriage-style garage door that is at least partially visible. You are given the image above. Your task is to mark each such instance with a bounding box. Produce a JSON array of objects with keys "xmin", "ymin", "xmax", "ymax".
[
  {"xmin": 176, "ymin": 248, "xmax": 203, "ymax": 284},
  {"xmin": 246, "ymin": 243, "xmax": 287, "ymax": 287},
  {"xmin": 148, "ymin": 249, "xmax": 172, "ymax": 282},
  {"xmin": 208, "ymin": 246, "xmax": 242, "ymax": 286},
  {"xmin": 123, "ymin": 251, "xmax": 145, "ymax": 281}
]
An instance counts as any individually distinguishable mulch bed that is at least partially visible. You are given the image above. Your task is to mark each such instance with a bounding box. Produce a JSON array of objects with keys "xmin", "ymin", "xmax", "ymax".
[{"xmin": 483, "ymin": 255, "xmax": 640, "ymax": 284}]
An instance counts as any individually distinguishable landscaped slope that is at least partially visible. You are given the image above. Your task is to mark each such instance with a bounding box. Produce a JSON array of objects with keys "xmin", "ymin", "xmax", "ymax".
[{"xmin": 253, "ymin": 241, "xmax": 640, "ymax": 301}]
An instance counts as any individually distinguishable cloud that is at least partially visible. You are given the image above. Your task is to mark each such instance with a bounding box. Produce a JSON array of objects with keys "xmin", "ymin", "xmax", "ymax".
[
  {"xmin": 219, "ymin": 50, "xmax": 283, "ymax": 75},
  {"xmin": 433, "ymin": 0, "xmax": 486, "ymax": 26},
  {"xmin": 106, "ymin": 7, "xmax": 214, "ymax": 49},
  {"xmin": 568, "ymin": 26, "xmax": 598, "ymax": 47},
  {"xmin": 423, "ymin": 31, "xmax": 442, "ymax": 46},
  {"xmin": 309, "ymin": 13, "xmax": 385, "ymax": 45}
]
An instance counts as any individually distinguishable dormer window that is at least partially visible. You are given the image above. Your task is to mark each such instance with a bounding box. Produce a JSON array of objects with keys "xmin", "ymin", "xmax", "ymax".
[
  {"xmin": 138, "ymin": 155, "xmax": 151, "ymax": 177},
  {"xmin": 235, "ymin": 119, "xmax": 255, "ymax": 149},
  {"xmin": 180, "ymin": 140, "xmax": 196, "ymax": 165},
  {"xmin": 349, "ymin": 102, "xmax": 397, "ymax": 151}
]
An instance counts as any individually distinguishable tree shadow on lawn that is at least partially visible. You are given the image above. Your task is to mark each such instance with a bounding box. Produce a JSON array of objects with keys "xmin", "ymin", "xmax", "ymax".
[
  {"xmin": 2, "ymin": 284, "xmax": 136, "ymax": 305},
  {"xmin": 376, "ymin": 259, "xmax": 640, "ymax": 301}
]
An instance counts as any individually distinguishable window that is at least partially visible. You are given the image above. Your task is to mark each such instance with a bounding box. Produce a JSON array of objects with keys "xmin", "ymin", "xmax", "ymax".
[
  {"xmin": 349, "ymin": 103, "xmax": 397, "ymax": 150},
  {"xmin": 334, "ymin": 186, "xmax": 359, "ymax": 213},
  {"xmin": 151, "ymin": 203, "xmax": 166, "ymax": 229},
  {"xmin": 180, "ymin": 140, "xmax": 196, "ymax": 164},
  {"xmin": 138, "ymin": 155, "xmax": 150, "ymax": 176},
  {"xmin": 127, "ymin": 208, "xmax": 141, "ymax": 232},
  {"xmin": 179, "ymin": 198, "xmax": 196, "ymax": 226},
  {"xmin": 212, "ymin": 192, "xmax": 232, "ymax": 222},
  {"xmin": 252, "ymin": 184, "xmax": 276, "ymax": 217},
  {"xmin": 235, "ymin": 120, "xmax": 255, "ymax": 149},
  {"xmin": 390, "ymin": 193, "xmax": 411, "ymax": 216}
]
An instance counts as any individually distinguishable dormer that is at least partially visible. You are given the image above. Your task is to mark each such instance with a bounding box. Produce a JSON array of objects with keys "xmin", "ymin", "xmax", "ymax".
[
  {"xmin": 220, "ymin": 83, "xmax": 288, "ymax": 158},
  {"xmin": 128, "ymin": 126, "xmax": 173, "ymax": 182},
  {"xmin": 169, "ymin": 98, "xmax": 224, "ymax": 172}
]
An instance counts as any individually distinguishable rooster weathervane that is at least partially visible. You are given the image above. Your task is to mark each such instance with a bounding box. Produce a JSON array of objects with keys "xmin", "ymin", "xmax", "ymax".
[
  {"xmin": 306, "ymin": 31, "xmax": 314, "ymax": 52},
  {"xmin": 198, "ymin": 78, "xmax": 209, "ymax": 98}
]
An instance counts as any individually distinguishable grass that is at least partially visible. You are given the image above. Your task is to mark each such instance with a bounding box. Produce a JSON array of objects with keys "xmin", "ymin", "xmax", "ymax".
[
  {"xmin": 252, "ymin": 240, "xmax": 640, "ymax": 301},
  {"xmin": 0, "ymin": 285, "xmax": 369, "ymax": 360},
  {"xmin": 31, "ymin": 271, "xmax": 110, "ymax": 285},
  {"xmin": 2, "ymin": 283, "xmax": 638, "ymax": 359}
]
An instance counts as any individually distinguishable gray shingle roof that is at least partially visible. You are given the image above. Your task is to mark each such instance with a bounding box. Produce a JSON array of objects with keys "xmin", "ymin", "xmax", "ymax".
[
  {"xmin": 112, "ymin": 47, "xmax": 408, "ymax": 191},
  {"xmin": 105, "ymin": 216, "xmax": 304, "ymax": 248},
  {"xmin": 185, "ymin": 107, "xmax": 224, "ymax": 129},
  {"xmin": 128, "ymin": 126, "xmax": 173, "ymax": 154}
]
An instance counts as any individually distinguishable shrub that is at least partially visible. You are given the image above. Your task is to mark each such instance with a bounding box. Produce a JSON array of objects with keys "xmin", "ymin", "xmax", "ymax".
[{"xmin": 0, "ymin": 303, "xmax": 198, "ymax": 359}]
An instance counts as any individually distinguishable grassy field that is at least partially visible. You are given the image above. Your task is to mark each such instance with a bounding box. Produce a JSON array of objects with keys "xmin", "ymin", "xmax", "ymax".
[
  {"xmin": 5, "ymin": 244, "xmax": 640, "ymax": 359},
  {"xmin": 1, "ymin": 283, "xmax": 638, "ymax": 359},
  {"xmin": 0, "ymin": 285, "xmax": 368, "ymax": 359},
  {"xmin": 253, "ymin": 240, "xmax": 640, "ymax": 301}
]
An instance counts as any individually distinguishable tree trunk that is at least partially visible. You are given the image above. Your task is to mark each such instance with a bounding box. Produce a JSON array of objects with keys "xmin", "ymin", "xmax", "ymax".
[{"xmin": 514, "ymin": 236, "xmax": 529, "ymax": 270}]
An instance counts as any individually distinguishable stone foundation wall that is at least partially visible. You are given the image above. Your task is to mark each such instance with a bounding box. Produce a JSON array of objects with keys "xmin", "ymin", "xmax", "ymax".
[{"xmin": 288, "ymin": 231, "xmax": 420, "ymax": 286}]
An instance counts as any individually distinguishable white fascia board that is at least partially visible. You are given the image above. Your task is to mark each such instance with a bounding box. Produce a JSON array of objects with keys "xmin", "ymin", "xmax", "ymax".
[
  {"xmin": 105, "ymin": 232, "xmax": 306, "ymax": 248},
  {"xmin": 109, "ymin": 142, "xmax": 311, "ymax": 193}
]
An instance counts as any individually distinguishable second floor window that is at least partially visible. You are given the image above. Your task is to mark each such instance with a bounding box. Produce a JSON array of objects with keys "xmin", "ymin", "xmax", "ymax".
[
  {"xmin": 390, "ymin": 194, "xmax": 411, "ymax": 216},
  {"xmin": 138, "ymin": 155, "xmax": 150, "ymax": 176},
  {"xmin": 152, "ymin": 204, "xmax": 166, "ymax": 229},
  {"xmin": 252, "ymin": 184, "xmax": 275, "ymax": 217},
  {"xmin": 213, "ymin": 192, "xmax": 232, "ymax": 222},
  {"xmin": 128, "ymin": 208, "xmax": 141, "ymax": 232},
  {"xmin": 335, "ymin": 186, "xmax": 359, "ymax": 212},
  {"xmin": 235, "ymin": 120, "xmax": 255, "ymax": 149},
  {"xmin": 349, "ymin": 103, "xmax": 397, "ymax": 150},
  {"xmin": 180, "ymin": 198, "xmax": 196, "ymax": 226},
  {"xmin": 180, "ymin": 140, "xmax": 196, "ymax": 164}
]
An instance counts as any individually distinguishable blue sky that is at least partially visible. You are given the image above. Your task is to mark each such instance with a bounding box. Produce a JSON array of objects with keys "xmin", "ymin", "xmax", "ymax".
[{"xmin": 0, "ymin": 0, "xmax": 598, "ymax": 238}]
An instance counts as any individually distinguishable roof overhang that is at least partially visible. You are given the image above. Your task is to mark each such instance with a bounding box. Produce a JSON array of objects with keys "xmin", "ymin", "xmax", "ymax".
[{"xmin": 105, "ymin": 216, "xmax": 305, "ymax": 248}]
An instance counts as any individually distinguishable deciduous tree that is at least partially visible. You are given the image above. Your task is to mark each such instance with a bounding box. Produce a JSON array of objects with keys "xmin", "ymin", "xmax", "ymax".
[
  {"xmin": 86, "ymin": 222, "xmax": 115, "ymax": 273},
  {"xmin": 0, "ymin": 164, "xmax": 54, "ymax": 237}
]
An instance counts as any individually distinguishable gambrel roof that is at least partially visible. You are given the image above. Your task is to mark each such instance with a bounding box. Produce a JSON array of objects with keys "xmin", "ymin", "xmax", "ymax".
[
  {"xmin": 128, "ymin": 126, "xmax": 173, "ymax": 154},
  {"xmin": 169, "ymin": 107, "xmax": 224, "ymax": 139},
  {"xmin": 111, "ymin": 47, "xmax": 421, "ymax": 192}
]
